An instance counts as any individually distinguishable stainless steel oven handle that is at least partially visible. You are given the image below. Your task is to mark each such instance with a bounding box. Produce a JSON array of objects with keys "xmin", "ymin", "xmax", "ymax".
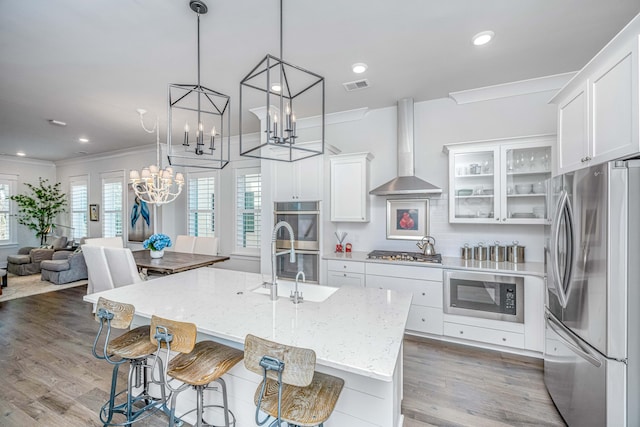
[
  {"xmin": 546, "ymin": 312, "xmax": 601, "ymax": 368},
  {"xmin": 551, "ymin": 191, "xmax": 569, "ymax": 308}
]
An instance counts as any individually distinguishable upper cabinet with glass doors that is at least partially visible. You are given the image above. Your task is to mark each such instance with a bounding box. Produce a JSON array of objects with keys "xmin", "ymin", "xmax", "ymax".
[{"xmin": 444, "ymin": 135, "xmax": 554, "ymax": 224}]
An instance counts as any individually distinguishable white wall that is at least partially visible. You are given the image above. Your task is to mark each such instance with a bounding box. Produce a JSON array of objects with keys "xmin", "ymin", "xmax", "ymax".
[
  {"xmin": 322, "ymin": 90, "xmax": 558, "ymax": 262},
  {"xmin": 0, "ymin": 156, "xmax": 56, "ymax": 267}
]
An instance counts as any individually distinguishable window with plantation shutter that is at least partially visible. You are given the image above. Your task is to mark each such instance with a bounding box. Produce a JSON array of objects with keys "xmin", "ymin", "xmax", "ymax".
[
  {"xmin": 0, "ymin": 174, "xmax": 17, "ymax": 244},
  {"xmin": 188, "ymin": 171, "xmax": 216, "ymax": 237},
  {"xmin": 235, "ymin": 168, "xmax": 261, "ymax": 254},
  {"xmin": 69, "ymin": 176, "xmax": 88, "ymax": 240},
  {"xmin": 101, "ymin": 172, "xmax": 124, "ymax": 238}
]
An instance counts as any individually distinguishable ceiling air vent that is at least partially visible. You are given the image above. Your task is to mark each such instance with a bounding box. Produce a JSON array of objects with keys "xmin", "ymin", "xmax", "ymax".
[{"xmin": 343, "ymin": 79, "xmax": 370, "ymax": 92}]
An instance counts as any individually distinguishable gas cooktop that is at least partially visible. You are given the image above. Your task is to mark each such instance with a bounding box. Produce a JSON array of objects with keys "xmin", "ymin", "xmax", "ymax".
[{"xmin": 367, "ymin": 250, "xmax": 442, "ymax": 263}]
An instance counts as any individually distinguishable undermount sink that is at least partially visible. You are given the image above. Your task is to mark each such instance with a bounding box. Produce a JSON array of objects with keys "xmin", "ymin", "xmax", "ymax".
[{"xmin": 252, "ymin": 280, "xmax": 338, "ymax": 303}]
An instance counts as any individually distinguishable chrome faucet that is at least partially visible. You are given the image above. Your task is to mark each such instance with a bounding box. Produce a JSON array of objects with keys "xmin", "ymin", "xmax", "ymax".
[
  {"xmin": 268, "ymin": 221, "xmax": 296, "ymax": 301},
  {"xmin": 291, "ymin": 271, "xmax": 305, "ymax": 304}
]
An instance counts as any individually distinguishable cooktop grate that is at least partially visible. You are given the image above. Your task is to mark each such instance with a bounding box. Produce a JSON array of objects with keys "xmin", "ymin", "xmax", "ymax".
[{"xmin": 367, "ymin": 250, "xmax": 442, "ymax": 263}]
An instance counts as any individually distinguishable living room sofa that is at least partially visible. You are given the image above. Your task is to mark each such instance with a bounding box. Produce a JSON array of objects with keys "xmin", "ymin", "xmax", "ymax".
[
  {"xmin": 40, "ymin": 250, "xmax": 88, "ymax": 285},
  {"xmin": 6, "ymin": 237, "xmax": 68, "ymax": 276}
]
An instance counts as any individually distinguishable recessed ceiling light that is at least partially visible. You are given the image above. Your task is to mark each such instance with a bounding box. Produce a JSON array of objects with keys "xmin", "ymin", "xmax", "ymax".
[
  {"xmin": 48, "ymin": 119, "xmax": 67, "ymax": 126},
  {"xmin": 472, "ymin": 30, "xmax": 495, "ymax": 46},
  {"xmin": 79, "ymin": 137, "xmax": 89, "ymax": 143},
  {"xmin": 16, "ymin": 151, "xmax": 26, "ymax": 157},
  {"xmin": 352, "ymin": 63, "xmax": 368, "ymax": 74},
  {"xmin": 271, "ymin": 83, "xmax": 282, "ymax": 92}
]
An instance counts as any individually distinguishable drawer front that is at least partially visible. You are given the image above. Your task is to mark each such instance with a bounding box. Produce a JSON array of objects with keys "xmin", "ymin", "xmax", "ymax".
[
  {"xmin": 406, "ymin": 306, "xmax": 443, "ymax": 335},
  {"xmin": 443, "ymin": 322, "xmax": 524, "ymax": 349},
  {"xmin": 327, "ymin": 259, "xmax": 365, "ymax": 274},
  {"xmin": 327, "ymin": 271, "xmax": 365, "ymax": 288},
  {"xmin": 366, "ymin": 275, "xmax": 442, "ymax": 308},
  {"xmin": 366, "ymin": 262, "xmax": 442, "ymax": 281}
]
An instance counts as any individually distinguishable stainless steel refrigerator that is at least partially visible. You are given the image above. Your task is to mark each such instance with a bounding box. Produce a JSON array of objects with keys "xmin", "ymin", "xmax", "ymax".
[{"xmin": 544, "ymin": 160, "xmax": 640, "ymax": 426}]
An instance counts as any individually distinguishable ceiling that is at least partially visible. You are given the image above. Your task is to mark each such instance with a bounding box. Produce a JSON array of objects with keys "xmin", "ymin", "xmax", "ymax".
[{"xmin": 1, "ymin": 0, "xmax": 639, "ymax": 162}]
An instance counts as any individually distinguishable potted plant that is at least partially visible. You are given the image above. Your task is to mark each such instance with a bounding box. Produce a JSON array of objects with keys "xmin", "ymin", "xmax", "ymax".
[
  {"xmin": 142, "ymin": 233, "xmax": 172, "ymax": 258},
  {"xmin": 10, "ymin": 178, "xmax": 67, "ymax": 245}
]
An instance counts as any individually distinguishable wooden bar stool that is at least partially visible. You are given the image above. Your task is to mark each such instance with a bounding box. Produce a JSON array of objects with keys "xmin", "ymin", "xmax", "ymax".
[
  {"xmin": 92, "ymin": 297, "xmax": 173, "ymax": 426},
  {"xmin": 151, "ymin": 315, "xmax": 244, "ymax": 427},
  {"xmin": 244, "ymin": 334, "xmax": 344, "ymax": 427}
]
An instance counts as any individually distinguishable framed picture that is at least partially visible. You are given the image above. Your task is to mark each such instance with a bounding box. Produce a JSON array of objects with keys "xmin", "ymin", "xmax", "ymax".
[
  {"xmin": 128, "ymin": 184, "xmax": 154, "ymax": 242},
  {"xmin": 386, "ymin": 198, "xmax": 429, "ymax": 240},
  {"xmin": 89, "ymin": 204, "xmax": 99, "ymax": 221}
]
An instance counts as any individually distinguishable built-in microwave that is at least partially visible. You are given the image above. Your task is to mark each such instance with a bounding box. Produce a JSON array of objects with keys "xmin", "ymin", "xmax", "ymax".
[{"xmin": 444, "ymin": 270, "xmax": 524, "ymax": 323}]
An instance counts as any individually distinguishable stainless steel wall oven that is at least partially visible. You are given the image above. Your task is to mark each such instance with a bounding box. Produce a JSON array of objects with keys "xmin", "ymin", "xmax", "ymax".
[
  {"xmin": 274, "ymin": 202, "xmax": 320, "ymax": 283},
  {"xmin": 444, "ymin": 270, "xmax": 524, "ymax": 323}
]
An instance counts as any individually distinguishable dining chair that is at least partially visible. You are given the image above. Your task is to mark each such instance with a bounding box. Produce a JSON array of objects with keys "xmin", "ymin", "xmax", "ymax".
[
  {"xmin": 193, "ymin": 236, "xmax": 218, "ymax": 256},
  {"xmin": 173, "ymin": 235, "xmax": 196, "ymax": 253},
  {"xmin": 82, "ymin": 245, "xmax": 114, "ymax": 294},
  {"xmin": 104, "ymin": 247, "xmax": 145, "ymax": 287}
]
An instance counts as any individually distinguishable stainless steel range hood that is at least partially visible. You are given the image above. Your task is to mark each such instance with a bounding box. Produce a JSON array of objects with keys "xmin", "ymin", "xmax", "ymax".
[{"xmin": 370, "ymin": 98, "xmax": 442, "ymax": 195}]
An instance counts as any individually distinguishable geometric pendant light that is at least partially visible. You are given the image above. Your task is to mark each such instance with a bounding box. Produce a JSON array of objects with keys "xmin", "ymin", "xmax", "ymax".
[
  {"xmin": 167, "ymin": 0, "xmax": 231, "ymax": 169},
  {"xmin": 239, "ymin": 0, "xmax": 325, "ymax": 162}
]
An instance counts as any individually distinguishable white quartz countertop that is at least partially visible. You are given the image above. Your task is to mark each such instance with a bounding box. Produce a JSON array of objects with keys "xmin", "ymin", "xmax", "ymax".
[
  {"xmin": 83, "ymin": 268, "xmax": 412, "ymax": 382},
  {"xmin": 324, "ymin": 251, "xmax": 545, "ymax": 277}
]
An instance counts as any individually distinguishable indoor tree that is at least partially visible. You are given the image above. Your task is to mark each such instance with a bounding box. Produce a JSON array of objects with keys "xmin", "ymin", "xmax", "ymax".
[{"xmin": 10, "ymin": 178, "xmax": 68, "ymax": 245}]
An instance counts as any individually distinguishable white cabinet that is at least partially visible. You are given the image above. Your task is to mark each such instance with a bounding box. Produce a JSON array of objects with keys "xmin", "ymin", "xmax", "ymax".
[
  {"xmin": 444, "ymin": 135, "xmax": 553, "ymax": 224},
  {"xmin": 557, "ymin": 82, "xmax": 589, "ymax": 173},
  {"xmin": 273, "ymin": 155, "xmax": 323, "ymax": 201},
  {"xmin": 326, "ymin": 259, "xmax": 365, "ymax": 287},
  {"xmin": 366, "ymin": 263, "xmax": 443, "ymax": 335},
  {"xmin": 552, "ymin": 17, "xmax": 640, "ymax": 174},
  {"xmin": 330, "ymin": 152, "xmax": 373, "ymax": 222}
]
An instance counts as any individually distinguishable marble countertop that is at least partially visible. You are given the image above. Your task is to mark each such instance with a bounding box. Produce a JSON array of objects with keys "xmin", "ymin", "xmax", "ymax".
[
  {"xmin": 83, "ymin": 268, "xmax": 412, "ymax": 382},
  {"xmin": 324, "ymin": 251, "xmax": 545, "ymax": 277}
]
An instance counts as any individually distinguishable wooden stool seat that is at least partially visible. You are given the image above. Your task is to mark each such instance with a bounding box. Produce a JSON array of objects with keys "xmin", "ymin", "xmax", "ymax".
[
  {"xmin": 254, "ymin": 371, "xmax": 344, "ymax": 426},
  {"xmin": 151, "ymin": 315, "xmax": 243, "ymax": 427},
  {"xmin": 168, "ymin": 340, "xmax": 244, "ymax": 386},
  {"xmin": 107, "ymin": 325, "xmax": 156, "ymax": 359},
  {"xmin": 92, "ymin": 297, "xmax": 172, "ymax": 426},
  {"xmin": 244, "ymin": 334, "xmax": 345, "ymax": 427}
]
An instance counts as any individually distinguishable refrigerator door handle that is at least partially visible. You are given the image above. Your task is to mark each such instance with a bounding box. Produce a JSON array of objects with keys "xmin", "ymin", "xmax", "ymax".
[
  {"xmin": 550, "ymin": 191, "xmax": 572, "ymax": 308},
  {"xmin": 546, "ymin": 313, "xmax": 602, "ymax": 368}
]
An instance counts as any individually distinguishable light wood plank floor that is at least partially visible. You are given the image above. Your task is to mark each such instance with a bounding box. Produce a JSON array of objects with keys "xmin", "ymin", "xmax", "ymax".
[{"xmin": 0, "ymin": 285, "xmax": 566, "ymax": 426}]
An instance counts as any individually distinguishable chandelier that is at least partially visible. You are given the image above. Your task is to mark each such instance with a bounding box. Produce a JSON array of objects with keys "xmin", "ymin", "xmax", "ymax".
[
  {"xmin": 239, "ymin": 0, "xmax": 325, "ymax": 162},
  {"xmin": 130, "ymin": 109, "xmax": 184, "ymax": 205},
  {"xmin": 167, "ymin": 0, "xmax": 231, "ymax": 170}
]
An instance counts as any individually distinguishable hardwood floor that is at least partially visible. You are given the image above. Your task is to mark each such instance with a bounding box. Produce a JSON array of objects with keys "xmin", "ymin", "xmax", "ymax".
[{"xmin": 0, "ymin": 286, "xmax": 566, "ymax": 426}]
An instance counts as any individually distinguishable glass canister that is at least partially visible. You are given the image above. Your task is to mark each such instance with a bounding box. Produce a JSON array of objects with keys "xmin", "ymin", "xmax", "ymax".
[
  {"xmin": 461, "ymin": 243, "xmax": 472, "ymax": 260},
  {"xmin": 474, "ymin": 242, "xmax": 488, "ymax": 261},
  {"xmin": 490, "ymin": 241, "xmax": 506, "ymax": 262},
  {"xmin": 507, "ymin": 240, "xmax": 525, "ymax": 263}
]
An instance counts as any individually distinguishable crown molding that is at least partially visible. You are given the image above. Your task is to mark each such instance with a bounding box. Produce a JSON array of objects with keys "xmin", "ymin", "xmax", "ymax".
[
  {"xmin": 54, "ymin": 144, "xmax": 157, "ymax": 166},
  {"xmin": 449, "ymin": 72, "xmax": 577, "ymax": 104},
  {"xmin": 0, "ymin": 155, "xmax": 55, "ymax": 167}
]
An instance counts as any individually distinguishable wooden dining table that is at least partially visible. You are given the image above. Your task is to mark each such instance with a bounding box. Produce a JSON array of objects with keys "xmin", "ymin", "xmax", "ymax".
[{"xmin": 132, "ymin": 250, "xmax": 230, "ymax": 275}]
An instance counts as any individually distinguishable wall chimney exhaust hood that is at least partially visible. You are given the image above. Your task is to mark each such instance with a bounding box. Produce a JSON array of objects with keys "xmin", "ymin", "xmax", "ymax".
[{"xmin": 370, "ymin": 98, "xmax": 442, "ymax": 196}]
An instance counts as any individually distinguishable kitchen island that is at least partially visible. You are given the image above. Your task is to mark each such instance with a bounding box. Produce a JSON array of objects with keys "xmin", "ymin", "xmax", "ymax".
[{"xmin": 84, "ymin": 267, "xmax": 412, "ymax": 427}]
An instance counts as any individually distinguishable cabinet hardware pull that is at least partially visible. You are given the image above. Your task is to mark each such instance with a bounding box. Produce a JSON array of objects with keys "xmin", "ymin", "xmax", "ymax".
[
  {"xmin": 496, "ymin": 218, "xmax": 500, "ymax": 221},
  {"xmin": 421, "ymin": 318, "xmax": 425, "ymax": 322},
  {"xmin": 502, "ymin": 218, "xmax": 506, "ymax": 221},
  {"xmin": 422, "ymin": 292, "xmax": 426, "ymax": 296},
  {"xmin": 502, "ymin": 337, "xmax": 506, "ymax": 341},
  {"xmin": 343, "ymin": 274, "xmax": 347, "ymax": 277},
  {"xmin": 459, "ymin": 330, "xmax": 464, "ymax": 334}
]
